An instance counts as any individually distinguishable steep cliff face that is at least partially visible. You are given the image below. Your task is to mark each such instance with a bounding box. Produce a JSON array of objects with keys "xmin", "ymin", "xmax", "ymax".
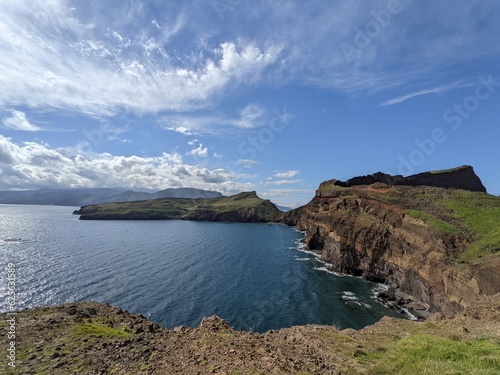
[{"xmin": 280, "ymin": 169, "xmax": 499, "ymax": 317}]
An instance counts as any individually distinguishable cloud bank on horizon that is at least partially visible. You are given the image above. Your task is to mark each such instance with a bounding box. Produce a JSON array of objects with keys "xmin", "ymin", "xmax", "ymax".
[{"xmin": 1, "ymin": 0, "xmax": 499, "ymax": 207}]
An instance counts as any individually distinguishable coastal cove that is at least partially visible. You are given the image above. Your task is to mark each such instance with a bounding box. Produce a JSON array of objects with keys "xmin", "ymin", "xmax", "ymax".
[{"xmin": 0, "ymin": 204, "xmax": 404, "ymax": 333}]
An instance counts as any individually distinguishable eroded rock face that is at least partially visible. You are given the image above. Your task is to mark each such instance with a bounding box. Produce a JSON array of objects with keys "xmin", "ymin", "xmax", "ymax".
[
  {"xmin": 278, "ymin": 180, "xmax": 498, "ymax": 317},
  {"xmin": 469, "ymin": 255, "xmax": 500, "ymax": 296},
  {"xmin": 292, "ymin": 193, "xmax": 448, "ymax": 314}
]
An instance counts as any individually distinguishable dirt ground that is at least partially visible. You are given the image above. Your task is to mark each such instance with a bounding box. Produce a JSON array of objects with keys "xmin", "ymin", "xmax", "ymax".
[{"xmin": 1, "ymin": 294, "xmax": 499, "ymax": 374}]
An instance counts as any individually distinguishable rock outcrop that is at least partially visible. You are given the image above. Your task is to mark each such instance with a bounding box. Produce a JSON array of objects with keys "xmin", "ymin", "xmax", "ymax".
[
  {"xmin": 279, "ymin": 167, "xmax": 499, "ymax": 318},
  {"xmin": 318, "ymin": 165, "xmax": 486, "ymax": 194}
]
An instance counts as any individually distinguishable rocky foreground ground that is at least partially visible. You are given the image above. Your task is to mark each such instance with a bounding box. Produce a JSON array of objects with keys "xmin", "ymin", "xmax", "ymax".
[{"xmin": 2, "ymin": 295, "xmax": 499, "ymax": 374}]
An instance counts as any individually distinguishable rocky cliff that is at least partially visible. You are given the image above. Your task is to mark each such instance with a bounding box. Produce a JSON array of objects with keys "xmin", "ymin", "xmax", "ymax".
[{"xmin": 279, "ymin": 167, "xmax": 499, "ymax": 318}]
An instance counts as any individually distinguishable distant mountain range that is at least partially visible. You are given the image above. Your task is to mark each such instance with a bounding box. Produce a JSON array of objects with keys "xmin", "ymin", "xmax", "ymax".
[
  {"xmin": 275, "ymin": 205, "xmax": 292, "ymax": 212},
  {"xmin": 0, "ymin": 188, "xmax": 223, "ymax": 207}
]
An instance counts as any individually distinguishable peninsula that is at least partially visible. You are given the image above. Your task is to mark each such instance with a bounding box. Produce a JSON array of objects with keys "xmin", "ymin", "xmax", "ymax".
[{"xmin": 74, "ymin": 191, "xmax": 281, "ymax": 222}]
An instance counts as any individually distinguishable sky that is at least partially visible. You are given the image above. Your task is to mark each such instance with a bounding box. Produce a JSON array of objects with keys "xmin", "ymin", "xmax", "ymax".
[{"xmin": 0, "ymin": 0, "xmax": 499, "ymax": 207}]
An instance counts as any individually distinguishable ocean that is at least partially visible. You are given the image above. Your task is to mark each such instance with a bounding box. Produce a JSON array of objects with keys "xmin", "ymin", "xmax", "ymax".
[{"xmin": 0, "ymin": 204, "xmax": 404, "ymax": 332}]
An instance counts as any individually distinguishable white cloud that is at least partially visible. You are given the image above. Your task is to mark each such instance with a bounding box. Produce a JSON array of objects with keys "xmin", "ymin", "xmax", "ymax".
[
  {"xmin": 167, "ymin": 126, "xmax": 197, "ymax": 135},
  {"xmin": 151, "ymin": 19, "xmax": 161, "ymax": 30},
  {"xmin": 162, "ymin": 103, "xmax": 270, "ymax": 135},
  {"xmin": 236, "ymin": 159, "xmax": 259, "ymax": 168},
  {"xmin": 111, "ymin": 31, "xmax": 123, "ymax": 42},
  {"xmin": 0, "ymin": 135, "xmax": 248, "ymax": 193},
  {"xmin": 0, "ymin": 1, "xmax": 281, "ymax": 116},
  {"xmin": 2, "ymin": 110, "xmax": 41, "ymax": 131},
  {"xmin": 205, "ymin": 1, "xmax": 500, "ymax": 94},
  {"xmin": 0, "ymin": 0, "xmax": 498, "ymax": 119},
  {"xmin": 380, "ymin": 81, "xmax": 476, "ymax": 106},
  {"xmin": 274, "ymin": 169, "xmax": 300, "ymax": 178},
  {"xmin": 262, "ymin": 179, "xmax": 302, "ymax": 186},
  {"xmin": 213, "ymin": 152, "xmax": 223, "ymax": 159},
  {"xmin": 237, "ymin": 104, "xmax": 266, "ymax": 128},
  {"xmin": 187, "ymin": 143, "xmax": 208, "ymax": 157}
]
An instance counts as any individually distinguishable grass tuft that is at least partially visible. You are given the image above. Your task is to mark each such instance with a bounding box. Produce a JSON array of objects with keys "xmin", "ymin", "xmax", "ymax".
[{"xmin": 74, "ymin": 320, "xmax": 132, "ymax": 339}]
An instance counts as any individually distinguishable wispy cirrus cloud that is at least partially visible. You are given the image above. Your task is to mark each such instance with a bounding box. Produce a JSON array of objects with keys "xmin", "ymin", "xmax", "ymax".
[
  {"xmin": 380, "ymin": 81, "xmax": 475, "ymax": 106},
  {"xmin": 238, "ymin": 104, "xmax": 266, "ymax": 128},
  {"xmin": 262, "ymin": 179, "xmax": 302, "ymax": 186},
  {"xmin": 209, "ymin": 1, "xmax": 500, "ymax": 93},
  {"xmin": 162, "ymin": 103, "xmax": 269, "ymax": 135},
  {"xmin": 274, "ymin": 169, "xmax": 300, "ymax": 179},
  {"xmin": 0, "ymin": 1, "xmax": 281, "ymax": 117},
  {"xmin": 2, "ymin": 0, "xmax": 499, "ymax": 121},
  {"xmin": 236, "ymin": 159, "xmax": 259, "ymax": 168},
  {"xmin": 2, "ymin": 110, "xmax": 41, "ymax": 131}
]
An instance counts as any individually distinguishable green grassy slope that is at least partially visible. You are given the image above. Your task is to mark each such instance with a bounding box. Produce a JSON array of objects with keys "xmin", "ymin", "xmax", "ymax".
[
  {"xmin": 365, "ymin": 186, "xmax": 500, "ymax": 262},
  {"xmin": 442, "ymin": 191, "xmax": 500, "ymax": 261}
]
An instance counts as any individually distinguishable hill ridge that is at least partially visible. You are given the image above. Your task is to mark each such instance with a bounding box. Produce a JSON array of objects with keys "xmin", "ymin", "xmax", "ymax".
[{"xmin": 319, "ymin": 165, "xmax": 486, "ymax": 193}]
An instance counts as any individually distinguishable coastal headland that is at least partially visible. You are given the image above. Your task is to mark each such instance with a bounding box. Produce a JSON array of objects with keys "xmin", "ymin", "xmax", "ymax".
[
  {"xmin": 277, "ymin": 165, "xmax": 500, "ymax": 318},
  {"xmin": 73, "ymin": 191, "xmax": 281, "ymax": 222}
]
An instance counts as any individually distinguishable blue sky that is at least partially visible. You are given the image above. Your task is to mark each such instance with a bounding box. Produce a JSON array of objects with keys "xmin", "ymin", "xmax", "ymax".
[{"xmin": 0, "ymin": 0, "xmax": 499, "ymax": 207}]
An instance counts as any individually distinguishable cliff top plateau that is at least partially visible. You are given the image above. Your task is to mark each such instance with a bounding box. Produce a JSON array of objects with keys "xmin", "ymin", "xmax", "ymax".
[{"xmin": 319, "ymin": 165, "xmax": 486, "ymax": 193}]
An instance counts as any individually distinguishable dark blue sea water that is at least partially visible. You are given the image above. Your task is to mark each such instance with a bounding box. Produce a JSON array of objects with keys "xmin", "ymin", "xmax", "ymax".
[{"xmin": 0, "ymin": 205, "xmax": 405, "ymax": 332}]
